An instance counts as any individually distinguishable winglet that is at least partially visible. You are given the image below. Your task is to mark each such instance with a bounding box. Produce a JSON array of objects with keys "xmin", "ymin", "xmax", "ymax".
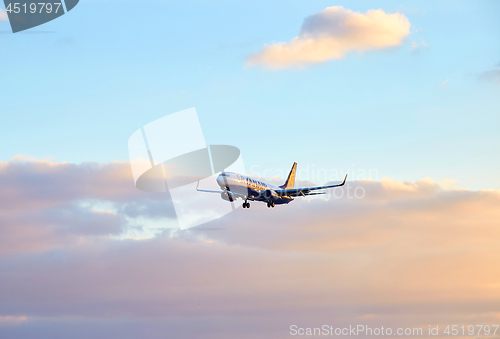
[{"xmin": 340, "ymin": 174, "xmax": 348, "ymax": 186}]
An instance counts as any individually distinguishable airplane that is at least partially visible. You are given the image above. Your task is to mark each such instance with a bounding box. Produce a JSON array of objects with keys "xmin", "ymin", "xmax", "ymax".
[{"xmin": 197, "ymin": 162, "xmax": 347, "ymax": 208}]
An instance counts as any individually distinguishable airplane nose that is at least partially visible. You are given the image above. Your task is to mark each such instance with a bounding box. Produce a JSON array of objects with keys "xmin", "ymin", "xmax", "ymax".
[{"xmin": 216, "ymin": 175, "xmax": 225, "ymax": 187}]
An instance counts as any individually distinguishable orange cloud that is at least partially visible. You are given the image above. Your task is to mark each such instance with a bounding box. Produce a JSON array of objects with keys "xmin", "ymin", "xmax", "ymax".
[{"xmin": 246, "ymin": 6, "xmax": 411, "ymax": 69}]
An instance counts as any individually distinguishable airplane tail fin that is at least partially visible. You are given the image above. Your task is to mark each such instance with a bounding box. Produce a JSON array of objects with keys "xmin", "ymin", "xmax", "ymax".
[{"xmin": 280, "ymin": 162, "xmax": 297, "ymax": 189}]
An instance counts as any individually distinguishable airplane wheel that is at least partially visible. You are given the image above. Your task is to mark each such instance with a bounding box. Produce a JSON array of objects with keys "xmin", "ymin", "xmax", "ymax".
[
  {"xmin": 247, "ymin": 203, "xmax": 250, "ymax": 208},
  {"xmin": 267, "ymin": 201, "xmax": 271, "ymax": 208},
  {"xmin": 271, "ymin": 201, "xmax": 275, "ymax": 208}
]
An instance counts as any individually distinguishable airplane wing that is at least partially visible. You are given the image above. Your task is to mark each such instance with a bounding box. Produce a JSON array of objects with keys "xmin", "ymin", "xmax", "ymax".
[
  {"xmin": 275, "ymin": 174, "xmax": 347, "ymax": 197},
  {"xmin": 196, "ymin": 181, "xmax": 223, "ymax": 194}
]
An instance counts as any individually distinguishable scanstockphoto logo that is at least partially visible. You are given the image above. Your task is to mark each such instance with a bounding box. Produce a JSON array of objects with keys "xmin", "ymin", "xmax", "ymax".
[
  {"xmin": 128, "ymin": 108, "xmax": 246, "ymax": 230},
  {"xmin": 1, "ymin": 0, "xmax": 79, "ymax": 33}
]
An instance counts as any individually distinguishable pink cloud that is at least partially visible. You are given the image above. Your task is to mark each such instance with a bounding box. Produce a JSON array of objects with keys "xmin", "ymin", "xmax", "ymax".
[
  {"xmin": 0, "ymin": 9, "xmax": 8, "ymax": 22},
  {"xmin": 0, "ymin": 157, "xmax": 175, "ymax": 254},
  {"xmin": 1, "ymin": 156, "xmax": 499, "ymax": 338}
]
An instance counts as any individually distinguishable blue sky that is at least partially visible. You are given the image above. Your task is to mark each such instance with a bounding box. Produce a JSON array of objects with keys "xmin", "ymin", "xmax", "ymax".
[{"xmin": 1, "ymin": 0, "xmax": 499, "ymax": 190}]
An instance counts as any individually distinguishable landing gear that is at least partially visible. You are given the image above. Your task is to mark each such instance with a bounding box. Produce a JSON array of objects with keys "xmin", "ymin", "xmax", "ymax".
[
  {"xmin": 242, "ymin": 202, "xmax": 250, "ymax": 208},
  {"xmin": 267, "ymin": 201, "xmax": 275, "ymax": 208}
]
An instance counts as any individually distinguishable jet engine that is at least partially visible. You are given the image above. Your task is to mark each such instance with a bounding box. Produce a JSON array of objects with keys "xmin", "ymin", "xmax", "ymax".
[
  {"xmin": 220, "ymin": 191, "xmax": 235, "ymax": 202},
  {"xmin": 263, "ymin": 189, "xmax": 277, "ymax": 200}
]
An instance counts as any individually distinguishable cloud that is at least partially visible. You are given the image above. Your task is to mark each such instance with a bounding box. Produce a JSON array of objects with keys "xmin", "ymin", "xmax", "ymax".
[
  {"xmin": 438, "ymin": 79, "xmax": 450, "ymax": 89},
  {"xmin": 246, "ymin": 6, "xmax": 411, "ymax": 69},
  {"xmin": 207, "ymin": 178, "xmax": 500, "ymax": 255},
  {"xmin": 410, "ymin": 39, "xmax": 429, "ymax": 54},
  {"xmin": 0, "ymin": 156, "xmax": 176, "ymax": 254},
  {"xmin": 0, "ymin": 9, "xmax": 7, "ymax": 22},
  {"xmin": 478, "ymin": 69, "xmax": 500, "ymax": 84},
  {"xmin": 0, "ymin": 155, "xmax": 175, "ymax": 214},
  {"xmin": 1, "ymin": 156, "xmax": 500, "ymax": 338},
  {"xmin": 0, "ymin": 316, "xmax": 27, "ymax": 326}
]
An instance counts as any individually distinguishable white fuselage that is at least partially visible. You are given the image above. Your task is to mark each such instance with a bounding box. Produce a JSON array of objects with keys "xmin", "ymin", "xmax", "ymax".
[
  {"xmin": 216, "ymin": 172, "xmax": 293, "ymax": 205},
  {"xmin": 216, "ymin": 172, "xmax": 279, "ymax": 192}
]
